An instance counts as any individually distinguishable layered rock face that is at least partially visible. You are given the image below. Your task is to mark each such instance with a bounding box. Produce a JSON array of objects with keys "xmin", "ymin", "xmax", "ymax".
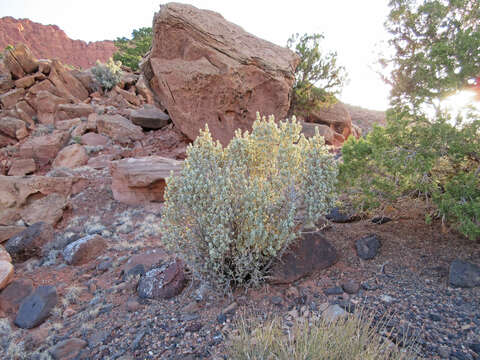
[
  {"xmin": 142, "ymin": 3, "xmax": 299, "ymax": 145},
  {"xmin": 0, "ymin": 17, "xmax": 116, "ymax": 69}
]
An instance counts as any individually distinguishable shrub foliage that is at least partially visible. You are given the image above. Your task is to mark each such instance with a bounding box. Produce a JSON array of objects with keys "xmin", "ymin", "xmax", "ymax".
[
  {"xmin": 161, "ymin": 114, "xmax": 337, "ymax": 289},
  {"xmin": 113, "ymin": 27, "xmax": 152, "ymax": 71},
  {"xmin": 91, "ymin": 58, "xmax": 122, "ymax": 91},
  {"xmin": 340, "ymin": 0, "xmax": 480, "ymax": 241},
  {"xmin": 287, "ymin": 33, "xmax": 348, "ymax": 116}
]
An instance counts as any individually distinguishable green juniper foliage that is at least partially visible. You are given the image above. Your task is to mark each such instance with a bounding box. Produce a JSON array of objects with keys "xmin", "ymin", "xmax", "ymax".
[
  {"xmin": 340, "ymin": 0, "xmax": 480, "ymax": 241},
  {"xmin": 161, "ymin": 114, "xmax": 337, "ymax": 289},
  {"xmin": 113, "ymin": 27, "xmax": 152, "ymax": 71},
  {"xmin": 287, "ymin": 33, "xmax": 348, "ymax": 116},
  {"xmin": 381, "ymin": 0, "xmax": 480, "ymax": 113},
  {"xmin": 91, "ymin": 58, "xmax": 122, "ymax": 91}
]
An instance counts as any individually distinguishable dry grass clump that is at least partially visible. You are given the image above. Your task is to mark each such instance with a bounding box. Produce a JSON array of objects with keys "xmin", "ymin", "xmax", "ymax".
[{"xmin": 226, "ymin": 311, "xmax": 417, "ymax": 360}]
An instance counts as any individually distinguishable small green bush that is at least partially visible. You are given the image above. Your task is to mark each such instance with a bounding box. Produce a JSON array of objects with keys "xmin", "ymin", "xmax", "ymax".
[
  {"xmin": 227, "ymin": 312, "xmax": 414, "ymax": 360},
  {"xmin": 161, "ymin": 114, "xmax": 337, "ymax": 289},
  {"xmin": 339, "ymin": 110, "xmax": 480, "ymax": 241},
  {"xmin": 287, "ymin": 33, "xmax": 348, "ymax": 116},
  {"xmin": 91, "ymin": 58, "xmax": 122, "ymax": 91},
  {"xmin": 113, "ymin": 27, "xmax": 152, "ymax": 71}
]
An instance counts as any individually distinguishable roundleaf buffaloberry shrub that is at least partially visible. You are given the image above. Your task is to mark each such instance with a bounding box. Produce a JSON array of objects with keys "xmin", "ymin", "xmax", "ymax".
[
  {"xmin": 91, "ymin": 58, "xmax": 122, "ymax": 91},
  {"xmin": 161, "ymin": 113, "xmax": 338, "ymax": 289}
]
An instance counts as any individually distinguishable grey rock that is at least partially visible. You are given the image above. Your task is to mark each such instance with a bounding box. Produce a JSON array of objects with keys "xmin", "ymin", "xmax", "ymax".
[
  {"xmin": 449, "ymin": 259, "xmax": 480, "ymax": 288},
  {"xmin": 130, "ymin": 105, "xmax": 170, "ymax": 130},
  {"xmin": 14, "ymin": 285, "xmax": 57, "ymax": 329},
  {"xmin": 324, "ymin": 286, "xmax": 344, "ymax": 296},
  {"xmin": 355, "ymin": 234, "xmax": 381, "ymax": 260},
  {"xmin": 371, "ymin": 216, "xmax": 392, "ymax": 224},
  {"xmin": 49, "ymin": 338, "xmax": 87, "ymax": 360},
  {"xmin": 322, "ymin": 304, "xmax": 347, "ymax": 323},
  {"xmin": 137, "ymin": 259, "xmax": 186, "ymax": 299},
  {"xmin": 5, "ymin": 222, "xmax": 54, "ymax": 262},
  {"xmin": 342, "ymin": 280, "xmax": 360, "ymax": 294},
  {"xmin": 63, "ymin": 234, "xmax": 107, "ymax": 265},
  {"xmin": 325, "ymin": 207, "xmax": 357, "ymax": 223}
]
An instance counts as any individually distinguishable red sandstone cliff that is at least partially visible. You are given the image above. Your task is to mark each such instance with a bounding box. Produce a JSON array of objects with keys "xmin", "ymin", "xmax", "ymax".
[{"xmin": 0, "ymin": 17, "xmax": 116, "ymax": 69}]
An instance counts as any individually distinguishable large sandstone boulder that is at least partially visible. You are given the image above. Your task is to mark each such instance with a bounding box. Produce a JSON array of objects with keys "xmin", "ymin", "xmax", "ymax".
[
  {"xmin": 0, "ymin": 176, "xmax": 73, "ymax": 226},
  {"xmin": 143, "ymin": 3, "xmax": 298, "ymax": 145},
  {"xmin": 3, "ymin": 43, "xmax": 38, "ymax": 79},
  {"xmin": 110, "ymin": 156, "xmax": 183, "ymax": 205}
]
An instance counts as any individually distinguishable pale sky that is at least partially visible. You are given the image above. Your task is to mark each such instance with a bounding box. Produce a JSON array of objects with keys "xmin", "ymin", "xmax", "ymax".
[{"xmin": 0, "ymin": 0, "xmax": 392, "ymax": 110}]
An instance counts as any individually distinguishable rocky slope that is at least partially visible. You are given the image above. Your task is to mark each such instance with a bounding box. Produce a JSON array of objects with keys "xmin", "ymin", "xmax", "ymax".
[
  {"xmin": 0, "ymin": 17, "xmax": 116, "ymax": 69},
  {"xmin": 0, "ymin": 4, "xmax": 477, "ymax": 360}
]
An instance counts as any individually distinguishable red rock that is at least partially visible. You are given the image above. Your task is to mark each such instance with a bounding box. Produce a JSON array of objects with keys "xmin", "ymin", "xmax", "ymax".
[
  {"xmin": 113, "ymin": 85, "xmax": 142, "ymax": 106},
  {"xmin": 136, "ymin": 75, "xmax": 154, "ymax": 104},
  {"xmin": 137, "ymin": 258, "xmax": 187, "ymax": 299},
  {"xmin": 28, "ymin": 78, "xmax": 60, "ymax": 96},
  {"xmin": 0, "ymin": 133, "xmax": 16, "ymax": 147},
  {"xmin": 97, "ymin": 114, "xmax": 144, "ymax": 144},
  {"xmin": 86, "ymin": 154, "xmax": 117, "ymax": 169},
  {"xmin": 71, "ymin": 69, "xmax": 97, "ymax": 93},
  {"xmin": 0, "ymin": 225, "xmax": 26, "ymax": 243},
  {"xmin": 110, "ymin": 156, "xmax": 183, "ymax": 205},
  {"xmin": 300, "ymin": 122, "xmax": 335, "ymax": 145},
  {"xmin": 52, "ymin": 144, "xmax": 88, "ymax": 169},
  {"xmin": 0, "ymin": 17, "xmax": 116, "ymax": 69},
  {"xmin": 3, "ymin": 43, "xmax": 38, "ymax": 79},
  {"xmin": 0, "ymin": 245, "xmax": 11, "ymax": 262},
  {"xmin": 38, "ymin": 60, "xmax": 51, "ymax": 75},
  {"xmin": 47, "ymin": 60, "xmax": 89, "ymax": 101},
  {"xmin": 8, "ymin": 158, "xmax": 36, "ymax": 176},
  {"xmin": 0, "ymin": 176, "xmax": 73, "ymax": 225},
  {"xmin": 49, "ymin": 338, "xmax": 87, "ymax": 360},
  {"xmin": 130, "ymin": 105, "xmax": 170, "ymax": 130},
  {"xmin": 269, "ymin": 232, "xmax": 338, "ymax": 284},
  {"xmin": 144, "ymin": 3, "xmax": 298, "ymax": 145},
  {"xmin": 15, "ymin": 100, "xmax": 36, "ymax": 126},
  {"xmin": 0, "ymin": 116, "xmax": 28, "ymax": 140},
  {"xmin": 33, "ymin": 90, "xmax": 69, "ymax": 124},
  {"xmin": 20, "ymin": 130, "xmax": 69, "ymax": 165},
  {"xmin": 305, "ymin": 102, "xmax": 353, "ymax": 140},
  {"xmin": 14, "ymin": 74, "xmax": 35, "ymax": 88},
  {"xmin": 0, "ymin": 278, "xmax": 34, "ymax": 314},
  {"xmin": 0, "ymin": 261, "xmax": 14, "ymax": 290},
  {"xmin": 20, "ymin": 193, "xmax": 68, "ymax": 226},
  {"xmin": 0, "ymin": 74, "xmax": 14, "ymax": 92},
  {"xmin": 80, "ymin": 132, "xmax": 109, "ymax": 146},
  {"xmin": 62, "ymin": 235, "xmax": 107, "ymax": 266},
  {"xmin": 55, "ymin": 103, "xmax": 94, "ymax": 121},
  {"xmin": 4, "ymin": 222, "xmax": 55, "ymax": 262},
  {"xmin": 121, "ymin": 248, "xmax": 168, "ymax": 277},
  {"xmin": 55, "ymin": 118, "xmax": 82, "ymax": 131},
  {"xmin": 0, "ymin": 88, "xmax": 25, "ymax": 109}
]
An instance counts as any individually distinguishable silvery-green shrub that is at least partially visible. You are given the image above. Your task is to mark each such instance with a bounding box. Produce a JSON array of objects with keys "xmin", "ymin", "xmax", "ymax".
[
  {"xmin": 161, "ymin": 113, "xmax": 338, "ymax": 289},
  {"xmin": 91, "ymin": 58, "xmax": 122, "ymax": 91}
]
